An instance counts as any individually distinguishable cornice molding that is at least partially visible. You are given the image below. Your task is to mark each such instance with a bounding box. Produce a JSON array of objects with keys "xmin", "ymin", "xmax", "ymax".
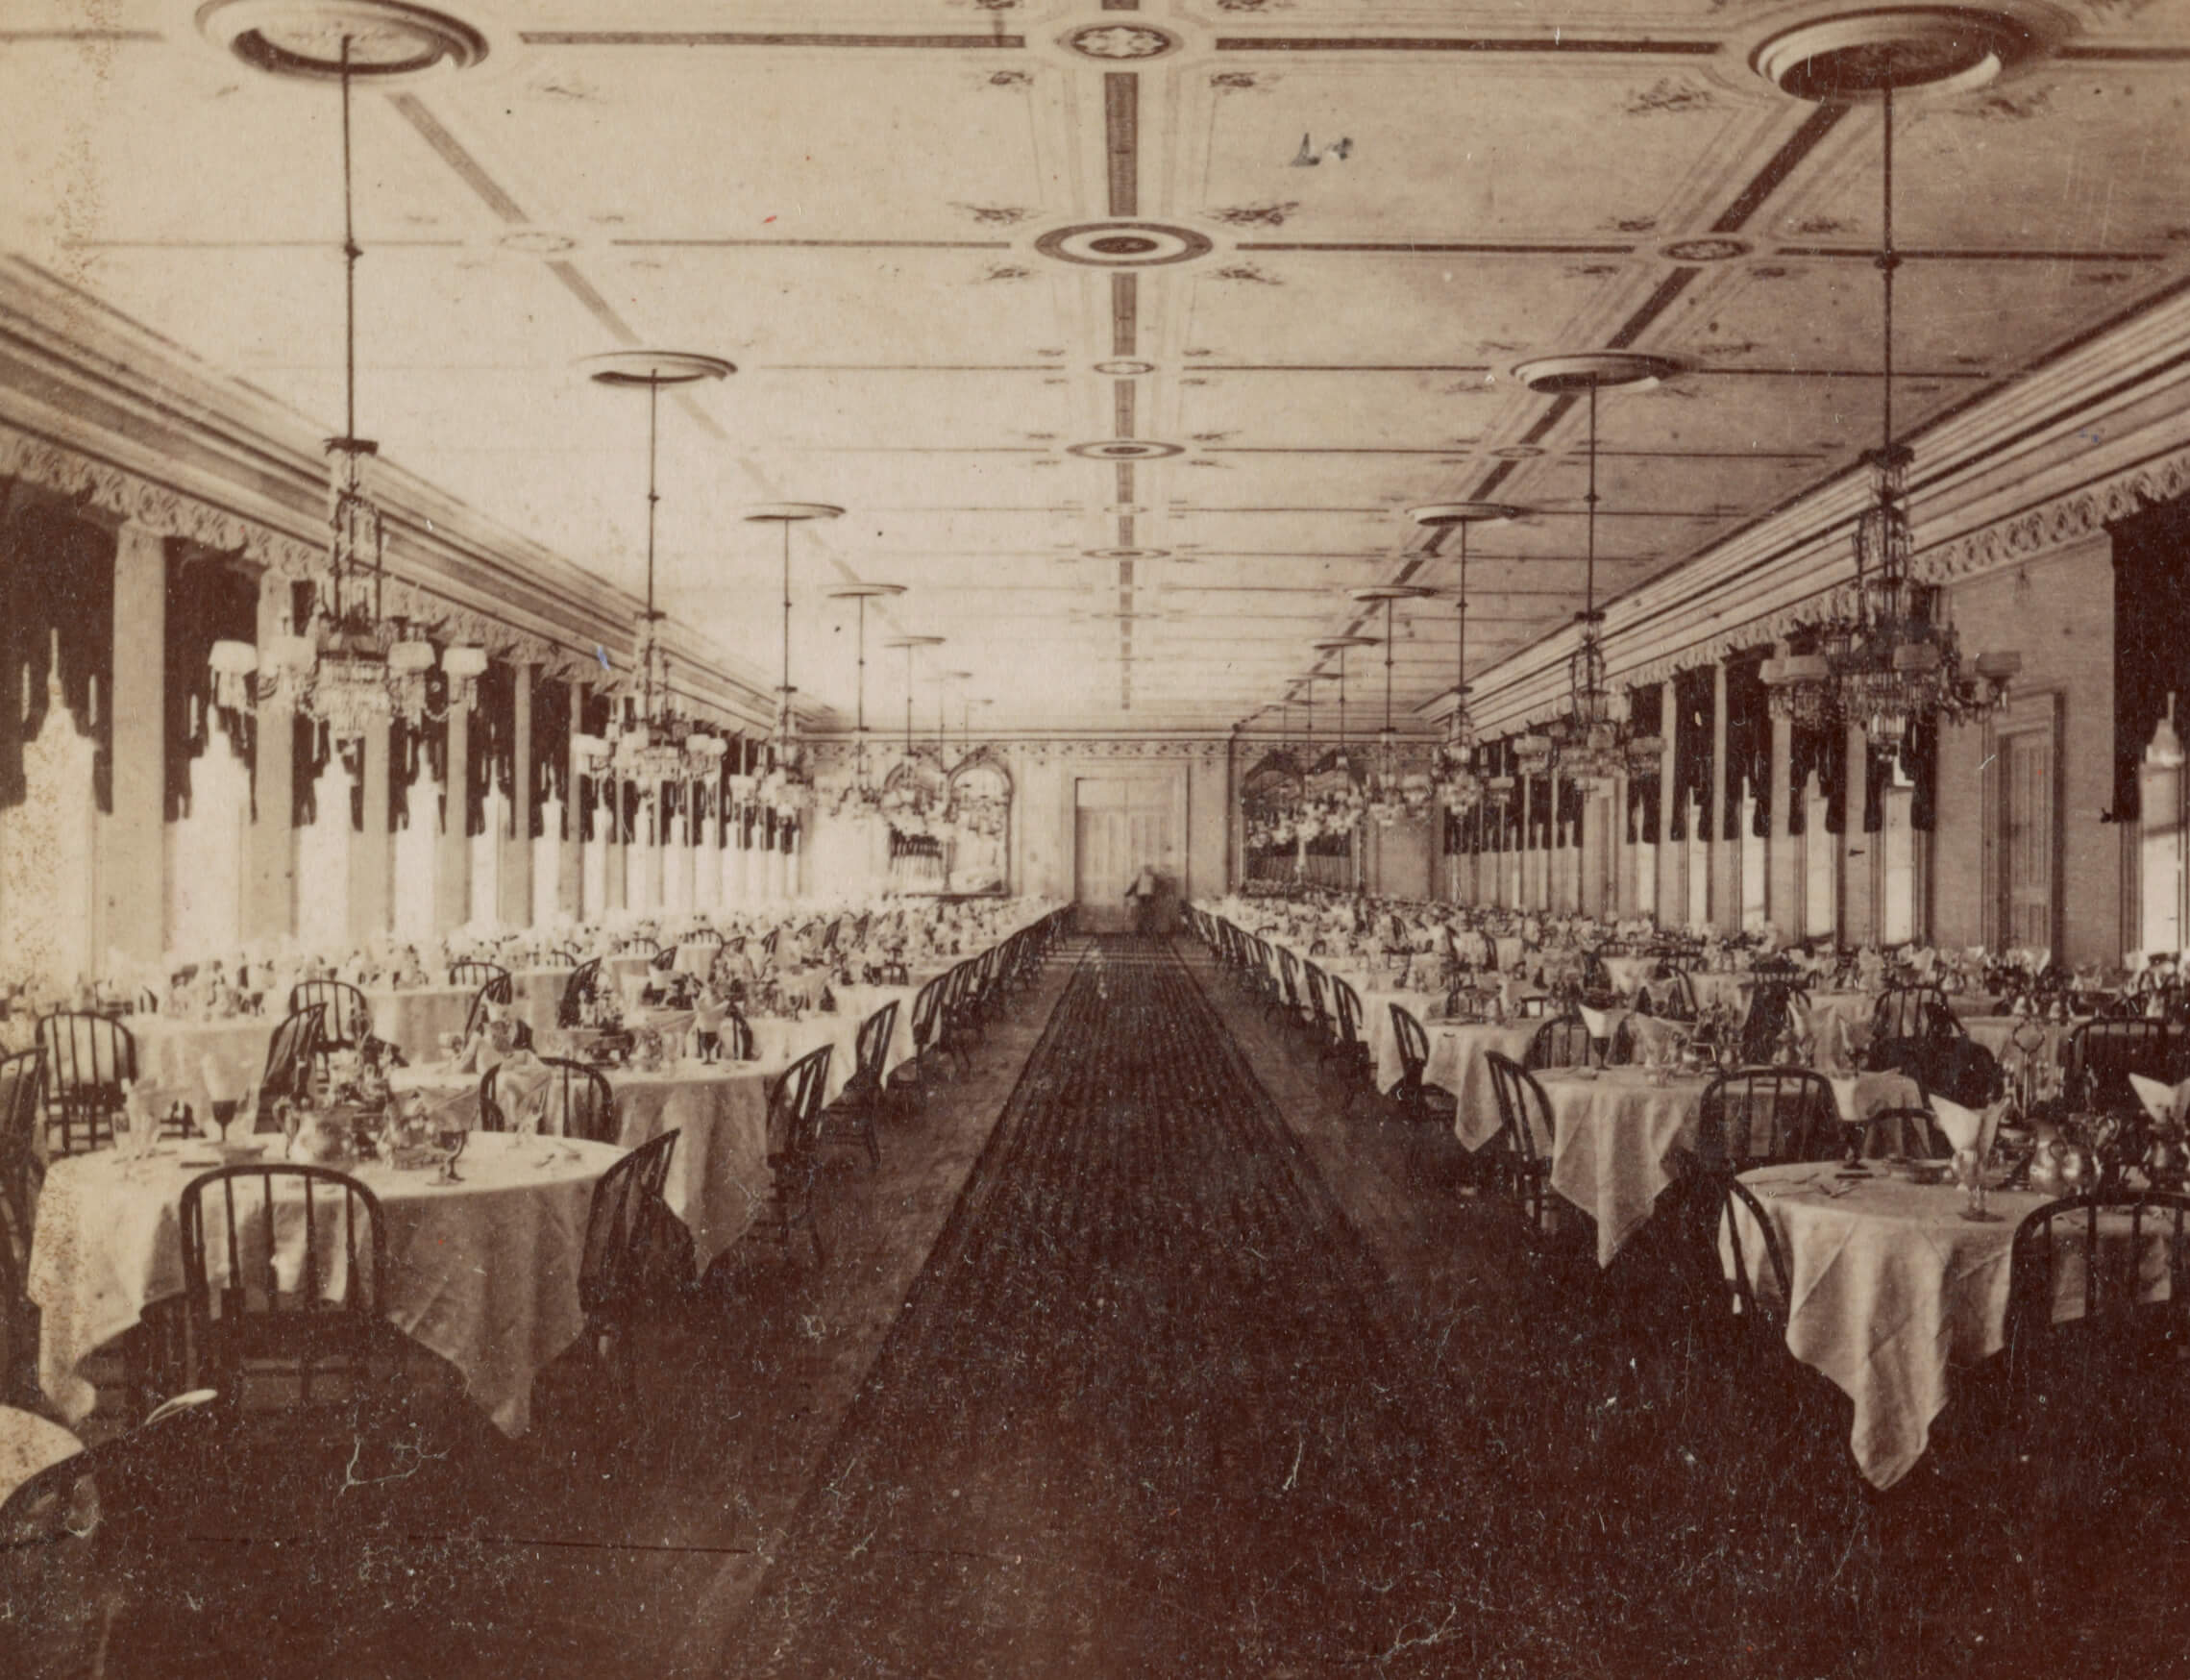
[
  {"xmin": 0, "ymin": 257, "xmax": 789, "ymax": 733},
  {"xmin": 1463, "ymin": 280, "xmax": 2190, "ymax": 732}
]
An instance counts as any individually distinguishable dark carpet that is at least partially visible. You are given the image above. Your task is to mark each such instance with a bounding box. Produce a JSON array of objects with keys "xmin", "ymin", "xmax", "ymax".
[{"xmin": 715, "ymin": 935, "xmax": 1486, "ymax": 1677}]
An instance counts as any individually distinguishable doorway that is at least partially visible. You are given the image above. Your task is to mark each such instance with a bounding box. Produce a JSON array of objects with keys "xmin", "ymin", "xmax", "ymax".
[{"xmin": 1073, "ymin": 774, "xmax": 1182, "ymax": 932}]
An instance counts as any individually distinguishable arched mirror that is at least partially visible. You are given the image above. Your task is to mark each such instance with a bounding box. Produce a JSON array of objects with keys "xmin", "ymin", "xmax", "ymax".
[{"xmin": 946, "ymin": 754, "xmax": 1012, "ymax": 895}]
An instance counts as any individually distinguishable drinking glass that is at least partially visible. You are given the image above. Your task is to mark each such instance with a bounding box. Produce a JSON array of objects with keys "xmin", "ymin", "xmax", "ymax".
[{"xmin": 436, "ymin": 1122, "xmax": 468, "ymax": 1184}]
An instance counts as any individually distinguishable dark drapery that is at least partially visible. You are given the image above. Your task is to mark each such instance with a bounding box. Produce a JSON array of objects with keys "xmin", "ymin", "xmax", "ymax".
[
  {"xmin": 1670, "ymin": 668, "xmax": 1713, "ymax": 842},
  {"xmin": 2111, "ymin": 493, "xmax": 2190, "ymax": 823},
  {"xmin": 469, "ymin": 660, "xmax": 514, "ymax": 838},
  {"xmin": 1724, "ymin": 648, "xmax": 1771, "ymax": 840},
  {"xmin": 531, "ymin": 674, "xmax": 569, "ymax": 841},
  {"xmin": 162, "ymin": 552, "xmax": 258, "ymax": 823}
]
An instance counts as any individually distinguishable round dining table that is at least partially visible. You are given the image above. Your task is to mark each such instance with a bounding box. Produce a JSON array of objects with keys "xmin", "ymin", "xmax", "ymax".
[
  {"xmin": 27, "ymin": 1130, "xmax": 621, "ymax": 1436},
  {"xmin": 1724, "ymin": 1164, "xmax": 2071, "ymax": 1489},
  {"xmin": 360, "ymin": 983, "xmax": 477, "ymax": 1063},
  {"xmin": 392, "ymin": 1057, "xmax": 778, "ymax": 1275}
]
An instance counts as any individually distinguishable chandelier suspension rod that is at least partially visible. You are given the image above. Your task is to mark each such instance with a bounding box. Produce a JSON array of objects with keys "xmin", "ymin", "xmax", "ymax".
[
  {"xmin": 1881, "ymin": 82, "xmax": 1897, "ymax": 462},
  {"xmin": 1584, "ymin": 381, "xmax": 1599, "ymax": 626},
  {"xmin": 1456, "ymin": 525, "xmax": 1468, "ymax": 692},
  {"xmin": 1337, "ymin": 650, "xmax": 1347, "ymax": 748},
  {"xmin": 1383, "ymin": 597, "xmax": 1395, "ymax": 736},
  {"xmin": 853, "ymin": 595, "xmax": 867, "ymax": 733},
  {"xmin": 779, "ymin": 518, "xmax": 793, "ymax": 721},
  {"xmin": 643, "ymin": 375, "xmax": 660, "ymax": 722},
  {"xmin": 339, "ymin": 36, "xmax": 358, "ymax": 447}
]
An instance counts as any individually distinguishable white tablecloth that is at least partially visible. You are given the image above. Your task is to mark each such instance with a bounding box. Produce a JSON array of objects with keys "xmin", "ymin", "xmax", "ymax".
[
  {"xmin": 1429, "ymin": 1022, "xmax": 1540, "ymax": 1148},
  {"xmin": 1962, "ymin": 1015, "xmax": 2082, "ymax": 1069},
  {"xmin": 27, "ymin": 1131, "xmax": 617, "ymax": 1436},
  {"xmin": 513, "ymin": 967, "xmax": 574, "ymax": 1037},
  {"xmin": 131, "ymin": 1015, "xmax": 276, "ymax": 1118},
  {"xmin": 1727, "ymin": 1166, "xmax": 2067, "ymax": 1489},
  {"xmin": 1360, "ymin": 988, "xmax": 1451, "ymax": 1092},
  {"xmin": 1537, "ymin": 1069, "xmax": 1715, "ymax": 1266},
  {"xmin": 0, "ymin": 1404, "xmax": 84, "ymax": 1510},
  {"xmin": 361, "ymin": 984, "xmax": 477, "ymax": 1062},
  {"xmin": 394, "ymin": 1059, "xmax": 775, "ymax": 1274}
]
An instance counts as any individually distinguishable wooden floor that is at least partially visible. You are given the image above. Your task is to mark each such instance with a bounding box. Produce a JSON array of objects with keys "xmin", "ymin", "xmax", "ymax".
[{"xmin": 12, "ymin": 936, "xmax": 2190, "ymax": 1677}]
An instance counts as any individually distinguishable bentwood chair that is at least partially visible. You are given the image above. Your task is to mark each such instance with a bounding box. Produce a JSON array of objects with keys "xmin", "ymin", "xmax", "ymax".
[
  {"xmin": 2000, "ymin": 1191, "xmax": 2190, "ymax": 1577},
  {"xmin": 823, "ymin": 1000, "xmax": 900, "ymax": 1170},
  {"xmin": 1695, "ymin": 1067, "xmax": 1844, "ymax": 1174},
  {"xmin": 287, "ymin": 980, "xmax": 372, "ymax": 1059},
  {"xmin": 1871, "ymin": 983, "xmax": 1959, "ymax": 1046},
  {"xmin": 1484, "ymin": 1051, "xmax": 1557, "ymax": 1229},
  {"xmin": 556, "ymin": 958, "xmax": 604, "ymax": 1028},
  {"xmin": 1, "ymin": 1047, "xmax": 42, "ymax": 1401},
  {"xmin": 448, "ymin": 960, "xmax": 509, "ymax": 993},
  {"xmin": 35, "ymin": 1013, "xmax": 136, "ymax": 1157},
  {"xmin": 890, "ymin": 973, "xmax": 952, "ymax": 1109},
  {"xmin": 254, "ymin": 1006, "xmax": 325, "ymax": 1133},
  {"xmin": 1320, "ymin": 976, "xmax": 1377, "ymax": 1117},
  {"xmin": 2064, "ymin": 1019, "xmax": 2184, "ymax": 1118},
  {"xmin": 1525, "ymin": 1013, "xmax": 1594, "ymax": 1073},
  {"xmin": 478, "ymin": 1056, "xmax": 619, "ymax": 1143},
  {"xmin": 179, "ymin": 1164, "xmax": 388, "ymax": 1406},
  {"xmin": 1389, "ymin": 1005, "xmax": 1457, "ymax": 1127},
  {"xmin": 578, "ymin": 1129, "xmax": 687, "ymax": 1398},
  {"xmin": 461, "ymin": 975, "xmax": 518, "ymax": 1043},
  {"xmin": 764, "ymin": 1046, "xmax": 835, "ymax": 1266}
]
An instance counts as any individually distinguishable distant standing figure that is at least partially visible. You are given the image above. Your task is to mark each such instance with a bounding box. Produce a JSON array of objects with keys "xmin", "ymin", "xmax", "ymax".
[{"xmin": 1126, "ymin": 866, "xmax": 1160, "ymax": 936}]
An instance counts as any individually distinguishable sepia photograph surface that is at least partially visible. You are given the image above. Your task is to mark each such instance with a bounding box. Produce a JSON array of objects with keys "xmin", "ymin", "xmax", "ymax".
[{"xmin": 5, "ymin": 2, "xmax": 2190, "ymax": 1675}]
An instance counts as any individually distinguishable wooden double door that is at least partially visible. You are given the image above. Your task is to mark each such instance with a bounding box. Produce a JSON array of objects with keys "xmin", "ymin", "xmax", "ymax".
[{"xmin": 1073, "ymin": 774, "xmax": 1183, "ymax": 932}]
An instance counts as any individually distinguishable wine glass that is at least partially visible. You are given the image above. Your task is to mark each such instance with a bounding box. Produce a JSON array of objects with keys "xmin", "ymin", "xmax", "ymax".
[{"xmin": 435, "ymin": 1120, "xmax": 468, "ymax": 1184}]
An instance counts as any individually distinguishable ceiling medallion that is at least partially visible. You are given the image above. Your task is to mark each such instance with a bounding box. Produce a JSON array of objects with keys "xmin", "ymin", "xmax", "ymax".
[
  {"xmin": 1068, "ymin": 440, "xmax": 1184, "ymax": 460},
  {"xmin": 1035, "ymin": 223, "xmax": 1215, "ymax": 268},
  {"xmin": 1095, "ymin": 359, "xmax": 1157, "ymax": 376},
  {"xmin": 496, "ymin": 229, "xmax": 578, "ymax": 255},
  {"xmin": 1513, "ymin": 352, "xmax": 1682, "ymax": 395},
  {"xmin": 1747, "ymin": 6, "xmax": 2064, "ymax": 102},
  {"xmin": 1063, "ymin": 23, "xmax": 1179, "ymax": 61},
  {"xmin": 197, "ymin": 0, "xmax": 491, "ymax": 80},
  {"xmin": 1661, "ymin": 236, "xmax": 1750, "ymax": 263}
]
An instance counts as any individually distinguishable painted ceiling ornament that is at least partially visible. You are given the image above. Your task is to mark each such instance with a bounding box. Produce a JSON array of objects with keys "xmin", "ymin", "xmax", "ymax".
[
  {"xmin": 1064, "ymin": 23, "xmax": 1178, "ymax": 61},
  {"xmin": 1035, "ymin": 223, "xmax": 1214, "ymax": 269}
]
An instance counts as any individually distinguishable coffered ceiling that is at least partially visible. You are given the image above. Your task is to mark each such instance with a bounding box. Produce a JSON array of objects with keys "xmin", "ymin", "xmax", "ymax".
[{"xmin": 2, "ymin": 0, "xmax": 2187, "ymax": 732}]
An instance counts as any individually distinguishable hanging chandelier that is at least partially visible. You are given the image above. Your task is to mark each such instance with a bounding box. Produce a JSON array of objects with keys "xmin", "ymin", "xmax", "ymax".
[
  {"xmin": 1409, "ymin": 504, "xmax": 1523, "ymax": 814},
  {"xmin": 1351, "ymin": 585, "xmax": 1439, "ymax": 826},
  {"xmin": 1303, "ymin": 635, "xmax": 1377, "ymax": 836},
  {"xmin": 575, "ymin": 351, "xmax": 735, "ymax": 785},
  {"xmin": 827, "ymin": 581, "xmax": 905, "ymax": 822},
  {"xmin": 1756, "ymin": 41, "xmax": 2020, "ymax": 744},
  {"xmin": 209, "ymin": 32, "xmax": 485, "ymax": 740},
  {"xmin": 879, "ymin": 634, "xmax": 948, "ymax": 832},
  {"xmin": 738, "ymin": 504, "xmax": 845, "ymax": 821},
  {"xmin": 1510, "ymin": 354, "xmax": 1674, "ymax": 789}
]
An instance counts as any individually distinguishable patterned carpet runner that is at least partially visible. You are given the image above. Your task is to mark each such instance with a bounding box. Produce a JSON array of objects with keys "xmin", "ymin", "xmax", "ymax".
[{"xmin": 717, "ymin": 936, "xmax": 1481, "ymax": 1676}]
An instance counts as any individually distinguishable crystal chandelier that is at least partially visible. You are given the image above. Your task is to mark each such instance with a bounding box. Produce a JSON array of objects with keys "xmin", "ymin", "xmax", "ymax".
[
  {"xmin": 739, "ymin": 504, "xmax": 845, "ymax": 821},
  {"xmin": 1510, "ymin": 355, "xmax": 1672, "ymax": 789},
  {"xmin": 1759, "ymin": 78, "xmax": 2018, "ymax": 745},
  {"xmin": 1352, "ymin": 585, "xmax": 1438, "ymax": 825},
  {"xmin": 827, "ymin": 581, "xmax": 905, "ymax": 822},
  {"xmin": 1303, "ymin": 635, "xmax": 1375, "ymax": 836},
  {"xmin": 879, "ymin": 634, "xmax": 947, "ymax": 832},
  {"xmin": 209, "ymin": 34, "xmax": 482, "ymax": 740},
  {"xmin": 576, "ymin": 352, "xmax": 735, "ymax": 785},
  {"xmin": 1410, "ymin": 504, "xmax": 1521, "ymax": 814}
]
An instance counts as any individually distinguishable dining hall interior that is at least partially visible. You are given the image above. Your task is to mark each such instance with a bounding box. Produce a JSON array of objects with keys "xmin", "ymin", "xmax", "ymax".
[{"xmin": 7, "ymin": 0, "xmax": 2190, "ymax": 1674}]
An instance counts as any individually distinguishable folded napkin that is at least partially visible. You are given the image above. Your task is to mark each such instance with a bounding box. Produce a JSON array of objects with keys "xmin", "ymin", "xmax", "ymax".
[
  {"xmin": 1932, "ymin": 1094, "xmax": 2008, "ymax": 1157},
  {"xmin": 1578, "ymin": 1003, "xmax": 1618, "ymax": 1043},
  {"xmin": 2129, "ymin": 1073, "xmax": 2190, "ymax": 1130}
]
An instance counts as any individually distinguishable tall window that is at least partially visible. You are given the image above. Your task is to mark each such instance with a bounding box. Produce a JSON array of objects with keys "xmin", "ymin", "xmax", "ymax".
[
  {"xmin": 2140, "ymin": 701, "xmax": 2185, "ymax": 957},
  {"xmin": 1686, "ymin": 794, "xmax": 1710, "ymax": 928},
  {"xmin": 1804, "ymin": 781, "xmax": 1835, "ymax": 939},
  {"xmin": 1740, "ymin": 793, "xmax": 1768, "ymax": 931},
  {"xmin": 1881, "ymin": 757, "xmax": 1917, "ymax": 946}
]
